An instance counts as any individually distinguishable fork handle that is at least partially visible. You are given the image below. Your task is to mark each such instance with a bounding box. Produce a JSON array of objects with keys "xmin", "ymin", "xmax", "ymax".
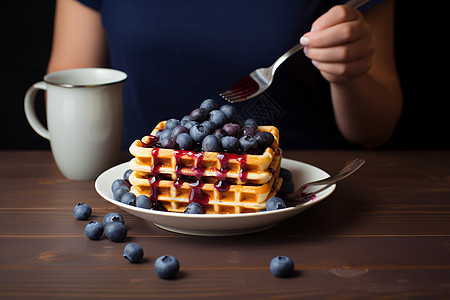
[{"xmin": 270, "ymin": 0, "xmax": 371, "ymax": 74}]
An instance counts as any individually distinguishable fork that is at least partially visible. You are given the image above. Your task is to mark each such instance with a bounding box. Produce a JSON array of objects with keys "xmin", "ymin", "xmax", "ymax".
[{"xmin": 219, "ymin": 0, "xmax": 371, "ymax": 103}]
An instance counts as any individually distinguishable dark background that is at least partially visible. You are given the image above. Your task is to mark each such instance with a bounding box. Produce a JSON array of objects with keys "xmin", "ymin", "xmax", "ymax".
[{"xmin": 0, "ymin": 1, "xmax": 447, "ymax": 150}]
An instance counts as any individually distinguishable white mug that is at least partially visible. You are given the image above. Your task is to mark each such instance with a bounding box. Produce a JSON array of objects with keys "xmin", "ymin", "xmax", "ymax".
[{"xmin": 24, "ymin": 68, "xmax": 127, "ymax": 180}]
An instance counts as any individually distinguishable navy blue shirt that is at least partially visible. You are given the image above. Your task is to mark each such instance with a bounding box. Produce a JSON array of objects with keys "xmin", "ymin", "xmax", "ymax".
[{"xmin": 78, "ymin": 0, "xmax": 385, "ymax": 149}]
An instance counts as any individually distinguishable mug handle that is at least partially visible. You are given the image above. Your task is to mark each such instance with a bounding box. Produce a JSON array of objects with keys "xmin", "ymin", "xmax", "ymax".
[{"xmin": 24, "ymin": 81, "xmax": 50, "ymax": 140}]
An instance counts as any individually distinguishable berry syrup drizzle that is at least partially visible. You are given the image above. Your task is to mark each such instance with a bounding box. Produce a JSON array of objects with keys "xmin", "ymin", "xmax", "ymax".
[{"xmin": 142, "ymin": 135, "xmax": 250, "ymax": 205}]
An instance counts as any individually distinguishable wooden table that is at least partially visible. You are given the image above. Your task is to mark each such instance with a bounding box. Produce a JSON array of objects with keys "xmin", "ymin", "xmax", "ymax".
[{"xmin": 1, "ymin": 150, "xmax": 449, "ymax": 299}]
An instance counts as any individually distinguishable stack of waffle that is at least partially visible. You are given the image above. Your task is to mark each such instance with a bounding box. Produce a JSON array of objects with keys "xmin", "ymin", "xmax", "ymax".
[{"xmin": 128, "ymin": 121, "xmax": 283, "ymax": 214}]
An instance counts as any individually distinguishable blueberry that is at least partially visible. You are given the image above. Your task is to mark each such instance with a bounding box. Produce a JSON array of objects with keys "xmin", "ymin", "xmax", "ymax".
[
  {"xmin": 220, "ymin": 104, "xmax": 237, "ymax": 122},
  {"xmin": 181, "ymin": 115, "xmax": 191, "ymax": 122},
  {"xmin": 244, "ymin": 118, "xmax": 258, "ymax": 127},
  {"xmin": 121, "ymin": 192, "xmax": 136, "ymax": 206},
  {"xmin": 201, "ymin": 134, "xmax": 221, "ymax": 152},
  {"xmin": 84, "ymin": 221, "xmax": 104, "ymax": 240},
  {"xmin": 123, "ymin": 243, "xmax": 144, "ymax": 263},
  {"xmin": 113, "ymin": 185, "xmax": 130, "ymax": 201},
  {"xmin": 73, "ymin": 203, "xmax": 92, "ymax": 220},
  {"xmin": 160, "ymin": 137, "xmax": 177, "ymax": 149},
  {"xmin": 111, "ymin": 179, "xmax": 129, "ymax": 193},
  {"xmin": 239, "ymin": 135, "xmax": 258, "ymax": 153},
  {"xmin": 200, "ymin": 98, "xmax": 218, "ymax": 113},
  {"xmin": 151, "ymin": 201, "xmax": 168, "ymax": 211},
  {"xmin": 136, "ymin": 195, "xmax": 152, "ymax": 209},
  {"xmin": 154, "ymin": 255, "xmax": 180, "ymax": 279},
  {"xmin": 190, "ymin": 124, "xmax": 210, "ymax": 142},
  {"xmin": 270, "ymin": 256, "xmax": 294, "ymax": 277},
  {"xmin": 265, "ymin": 197, "xmax": 286, "ymax": 211},
  {"xmin": 209, "ymin": 110, "xmax": 228, "ymax": 127},
  {"xmin": 254, "ymin": 131, "xmax": 275, "ymax": 149},
  {"xmin": 170, "ymin": 125, "xmax": 189, "ymax": 139},
  {"xmin": 243, "ymin": 125, "xmax": 259, "ymax": 137},
  {"xmin": 176, "ymin": 132, "xmax": 195, "ymax": 150},
  {"xmin": 190, "ymin": 107, "xmax": 209, "ymax": 122},
  {"xmin": 165, "ymin": 118, "xmax": 180, "ymax": 130},
  {"xmin": 213, "ymin": 128, "xmax": 227, "ymax": 140},
  {"xmin": 201, "ymin": 120, "xmax": 217, "ymax": 133},
  {"xmin": 221, "ymin": 136, "xmax": 241, "ymax": 153},
  {"xmin": 154, "ymin": 129, "xmax": 163, "ymax": 138},
  {"xmin": 103, "ymin": 212, "xmax": 125, "ymax": 226},
  {"xmin": 280, "ymin": 179, "xmax": 295, "ymax": 195},
  {"xmin": 184, "ymin": 120, "xmax": 198, "ymax": 130},
  {"xmin": 123, "ymin": 169, "xmax": 133, "ymax": 181},
  {"xmin": 160, "ymin": 128, "xmax": 173, "ymax": 140},
  {"xmin": 184, "ymin": 202, "xmax": 203, "ymax": 214},
  {"xmin": 279, "ymin": 168, "xmax": 293, "ymax": 181},
  {"xmin": 222, "ymin": 123, "xmax": 242, "ymax": 136},
  {"xmin": 104, "ymin": 221, "xmax": 127, "ymax": 242}
]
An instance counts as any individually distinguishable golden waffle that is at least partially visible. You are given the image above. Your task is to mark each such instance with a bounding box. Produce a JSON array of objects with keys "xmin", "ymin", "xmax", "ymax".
[
  {"xmin": 129, "ymin": 121, "xmax": 280, "ymax": 184},
  {"xmin": 129, "ymin": 151, "xmax": 282, "ymax": 214}
]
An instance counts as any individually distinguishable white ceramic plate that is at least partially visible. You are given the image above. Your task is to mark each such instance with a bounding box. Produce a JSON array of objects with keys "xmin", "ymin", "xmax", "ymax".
[{"xmin": 95, "ymin": 158, "xmax": 335, "ymax": 236}]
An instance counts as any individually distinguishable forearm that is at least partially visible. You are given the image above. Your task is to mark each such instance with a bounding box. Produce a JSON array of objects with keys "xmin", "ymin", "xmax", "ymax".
[{"xmin": 330, "ymin": 73, "xmax": 403, "ymax": 148}]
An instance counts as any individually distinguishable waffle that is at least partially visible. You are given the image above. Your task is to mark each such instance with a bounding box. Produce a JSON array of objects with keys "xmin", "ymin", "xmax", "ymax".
[
  {"xmin": 128, "ymin": 121, "xmax": 282, "ymax": 214},
  {"xmin": 129, "ymin": 151, "xmax": 282, "ymax": 214},
  {"xmin": 129, "ymin": 121, "xmax": 280, "ymax": 184}
]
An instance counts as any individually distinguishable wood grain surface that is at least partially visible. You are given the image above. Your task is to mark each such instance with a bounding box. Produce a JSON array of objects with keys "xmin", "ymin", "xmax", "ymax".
[{"xmin": 1, "ymin": 150, "xmax": 449, "ymax": 299}]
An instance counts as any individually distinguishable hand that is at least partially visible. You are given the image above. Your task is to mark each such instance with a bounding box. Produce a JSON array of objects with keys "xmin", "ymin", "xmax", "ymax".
[{"xmin": 300, "ymin": 5, "xmax": 374, "ymax": 83}]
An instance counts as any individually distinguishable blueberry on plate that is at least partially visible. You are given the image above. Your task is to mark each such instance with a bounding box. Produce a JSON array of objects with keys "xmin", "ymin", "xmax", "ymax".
[
  {"xmin": 201, "ymin": 134, "xmax": 221, "ymax": 152},
  {"xmin": 280, "ymin": 179, "xmax": 295, "ymax": 195},
  {"xmin": 200, "ymin": 98, "xmax": 218, "ymax": 113},
  {"xmin": 111, "ymin": 179, "xmax": 129, "ymax": 193},
  {"xmin": 209, "ymin": 110, "xmax": 228, "ymax": 128},
  {"xmin": 103, "ymin": 212, "xmax": 125, "ymax": 226},
  {"xmin": 136, "ymin": 195, "xmax": 152, "ymax": 209},
  {"xmin": 113, "ymin": 185, "xmax": 130, "ymax": 201},
  {"xmin": 73, "ymin": 203, "xmax": 92, "ymax": 220},
  {"xmin": 270, "ymin": 256, "xmax": 294, "ymax": 277},
  {"xmin": 123, "ymin": 169, "xmax": 133, "ymax": 181},
  {"xmin": 104, "ymin": 221, "xmax": 127, "ymax": 242},
  {"xmin": 279, "ymin": 168, "xmax": 293, "ymax": 182},
  {"xmin": 123, "ymin": 243, "xmax": 144, "ymax": 263},
  {"xmin": 176, "ymin": 132, "xmax": 195, "ymax": 150},
  {"xmin": 184, "ymin": 202, "xmax": 203, "ymax": 214},
  {"xmin": 84, "ymin": 221, "xmax": 104, "ymax": 240},
  {"xmin": 265, "ymin": 197, "xmax": 286, "ymax": 211},
  {"xmin": 121, "ymin": 192, "xmax": 136, "ymax": 206},
  {"xmin": 154, "ymin": 255, "xmax": 180, "ymax": 279}
]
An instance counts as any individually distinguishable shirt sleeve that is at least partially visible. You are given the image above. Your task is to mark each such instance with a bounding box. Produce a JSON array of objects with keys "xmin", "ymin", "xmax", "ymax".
[
  {"xmin": 336, "ymin": 0, "xmax": 388, "ymax": 12},
  {"xmin": 77, "ymin": 0, "xmax": 102, "ymax": 11}
]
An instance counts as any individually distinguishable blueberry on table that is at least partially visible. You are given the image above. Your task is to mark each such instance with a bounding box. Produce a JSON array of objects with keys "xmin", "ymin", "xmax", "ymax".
[
  {"xmin": 104, "ymin": 221, "xmax": 127, "ymax": 242},
  {"xmin": 265, "ymin": 197, "xmax": 286, "ymax": 211},
  {"xmin": 73, "ymin": 203, "xmax": 92, "ymax": 220},
  {"xmin": 209, "ymin": 110, "xmax": 228, "ymax": 127},
  {"xmin": 123, "ymin": 243, "xmax": 144, "ymax": 263},
  {"xmin": 154, "ymin": 255, "xmax": 180, "ymax": 279},
  {"xmin": 200, "ymin": 98, "xmax": 218, "ymax": 113},
  {"xmin": 184, "ymin": 202, "xmax": 203, "ymax": 214},
  {"xmin": 201, "ymin": 134, "xmax": 221, "ymax": 152},
  {"xmin": 136, "ymin": 195, "xmax": 152, "ymax": 209},
  {"xmin": 102, "ymin": 212, "xmax": 125, "ymax": 226},
  {"xmin": 84, "ymin": 221, "xmax": 104, "ymax": 240},
  {"xmin": 121, "ymin": 192, "xmax": 136, "ymax": 206},
  {"xmin": 270, "ymin": 256, "xmax": 294, "ymax": 277}
]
